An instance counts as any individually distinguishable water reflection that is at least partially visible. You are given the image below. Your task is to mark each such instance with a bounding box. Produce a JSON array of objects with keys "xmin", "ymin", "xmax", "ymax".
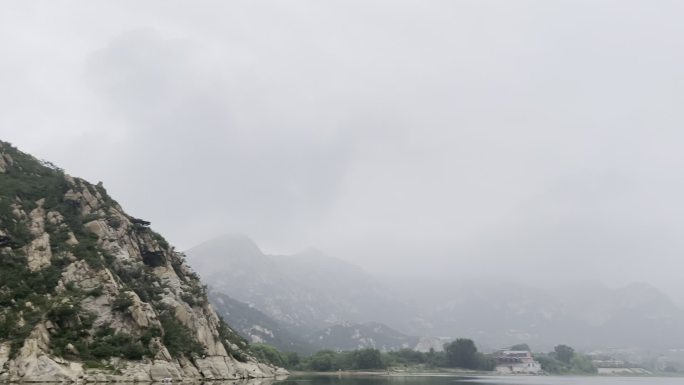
[
  {"xmin": 130, "ymin": 375, "xmax": 684, "ymax": 385},
  {"xmin": 267, "ymin": 374, "xmax": 684, "ymax": 385}
]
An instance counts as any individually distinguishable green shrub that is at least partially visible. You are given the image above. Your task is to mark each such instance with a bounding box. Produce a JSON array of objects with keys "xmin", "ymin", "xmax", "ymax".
[
  {"xmin": 159, "ymin": 312, "xmax": 205, "ymax": 357},
  {"xmin": 250, "ymin": 344, "xmax": 287, "ymax": 367},
  {"xmin": 90, "ymin": 330, "xmax": 151, "ymax": 360},
  {"xmin": 112, "ymin": 292, "xmax": 134, "ymax": 312}
]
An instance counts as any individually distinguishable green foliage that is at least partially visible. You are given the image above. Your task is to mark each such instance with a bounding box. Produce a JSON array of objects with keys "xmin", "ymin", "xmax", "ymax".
[
  {"xmin": 71, "ymin": 233, "xmax": 105, "ymax": 269},
  {"xmin": 106, "ymin": 216, "xmax": 122, "ymax": 229},
  {"xmin": 284, "ymin": 351, "xmax": 301, "ymax": 367},
  {"xmin": 140, "ymin": 326, "xmax": 162, "ymax": 346},
  {"xmin": 112, "ymin": 262, "xmax": 165, "ymax": 303},
  {"xmin": 250, "ymin": 344, "xmax": 288, "ymax": 367},
  {"xmin": 0, "ymin": 142, "xmax": 70, "ymax": 247},
  {"xmin": 112, "ymin": 292, "xmax": 134, "ymax": 313},
  {"xmin": 150, "ymin": 231, "xmax": 170, "ymax": 250},
  {"xmin": 0, "ymin": 250, "xmax": 63, "ymax": 357},
  {"xmin": 81, "ymin": 327, "xmax": 152, "ymax": 361},
  {"xmin": 536, "ymin": 345, "xmax": 596, "ymax": 374},
  {"xmin": 170, "ymin": 252, "xmax": 202, "ymax": 284},
  {"xmin": 553, "ymin": 344, "xmax": 575, "ymax": 364},
  {"xmin": 49, "ymin": 304, "xmax": 98, "ymax": 360},
  {"xmin": 570, "ymin": 355, "xmax": 597, "ymax": 373},
  {"xmin": 0, "ymin": 253, "xmax": 61, "ymax": 306},
  {"xmin": 306, "ymin": 350, "xmax": 337, "ymax": 371},
  {"xmin": 474, "ymin": 352, "xmax": 496, "ymax": 371},
  {"xmin": 445, "ymin": 338, "xmax": 478, "ymax": 369},
  {"xmin": 536, "ymin": 355, "xmax": 564, "ymax": 373},
  {"xmin": 510, "ymin": 343, "xmax": 531, "ymax": 351},
  {"xmin": 180, "ymin": 284, "xmax": 208, "ymax": 307},
  {"xmin": 384, "ymin": 348, "xmax": 429, "ymax": 366},
  {"xmin": 158, "ymin": 311, "xmax": 205, "ymax": 358},
  {"xmin": 350, "ymin": 348, "xmax": 384, "ymax": 369},
  {"xmin": 93, "ymin": 182, "xmax": 118, "ymax": 212},
  {"xmin": 216, "ymin": 315, "xmax": 249, "ymax": 361},
  {"xmin": 47, "ymin": 300, "xmax": 82, "ymax": 327},
  {"xmin": 248, "ymin": 341, "xmax": 496, "ymax": 372},
  {"xmin": 0, "ymin": 142, "xmax": 225, "ymax": 366},
  {"xmin": 297, "ymin": 349, "xmax": 386, "ymax": 371},
  {"xmin": 141, "ymin": 250, "xmax": 165, "ymax": 267}
]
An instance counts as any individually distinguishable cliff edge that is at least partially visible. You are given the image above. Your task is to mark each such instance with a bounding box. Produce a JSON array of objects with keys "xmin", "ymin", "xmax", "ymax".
[{"xmin": 0, "ymin": 141, "xmax": 287, "ymax": 382}]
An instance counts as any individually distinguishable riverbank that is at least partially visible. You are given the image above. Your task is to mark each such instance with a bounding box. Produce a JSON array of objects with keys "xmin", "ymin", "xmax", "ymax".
[{"xmin": 288, "ymin": 369, "xmax": 684, "ymax": 378}]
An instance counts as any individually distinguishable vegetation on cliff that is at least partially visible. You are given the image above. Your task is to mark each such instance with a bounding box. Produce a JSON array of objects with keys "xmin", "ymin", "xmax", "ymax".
[{"xmin": 0, "ymin": 141, "xmax": 268, "ymax": 380}]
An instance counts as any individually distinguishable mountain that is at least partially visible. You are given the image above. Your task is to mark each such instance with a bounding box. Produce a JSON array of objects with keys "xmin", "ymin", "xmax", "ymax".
[
  {"xmin": 209, "ymin": 291, "xmax": 313, "ymax": 354},
  {"xmin": 402, "ymin": 281, "xmax": 684, "ymax": 352},
  {"xmin": 0, "ymin": 141, "xmax": 286, "ymax": 381},
  {"xmin": 307, "ymin": 322, "xmax": 419, "ymax": 352},
  {"xmin": 187, "ymin": 234, "xmax": 684, "ymax": 354},
  {"xmin": 208, "ymin": 291, "xmax": 426, "ymax": 354},
  {"xmin": 185, "ymin": 235, "xmax": 415, "ymax": 336}
]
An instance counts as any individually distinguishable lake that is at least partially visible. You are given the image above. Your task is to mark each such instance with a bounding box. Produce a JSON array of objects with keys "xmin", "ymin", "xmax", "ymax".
[{"xmin": 270, "ymin": 374, "xmax": 684, "ymax": 385}]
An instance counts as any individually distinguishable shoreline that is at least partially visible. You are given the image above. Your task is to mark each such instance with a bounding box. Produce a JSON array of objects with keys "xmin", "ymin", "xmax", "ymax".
[{"xmin": 287, "ymin": 370, "xmax": 684, "ymax": 378}]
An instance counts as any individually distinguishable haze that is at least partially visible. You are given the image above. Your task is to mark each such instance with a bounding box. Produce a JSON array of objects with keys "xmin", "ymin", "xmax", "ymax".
[{"xmin": 2, "ymin": 1, "xmax": 684, "ymax": 301}]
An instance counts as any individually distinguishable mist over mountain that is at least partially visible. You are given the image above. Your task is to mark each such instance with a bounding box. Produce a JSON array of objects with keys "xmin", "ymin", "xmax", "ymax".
[
  {"xmin": 307, "ymin": 322, "xmax": 419, "ymax": 352},
  {"xmin": 187, "ymin": 235, "xmax": 684, "ymax": 354},
  {"xmin": 186, "ymin": 234, "xmax": 415, "ymax": 335},
  {"xmin": 208, "ymin": 291, "xmax": 313, "ymax": 354},
  {"xmin": 399, "ymin": 281, "xmax": 684, "ymax": 351},
  {"xmin": 4, "ymin": 0, "xmax": 684, "ymax": 376}
]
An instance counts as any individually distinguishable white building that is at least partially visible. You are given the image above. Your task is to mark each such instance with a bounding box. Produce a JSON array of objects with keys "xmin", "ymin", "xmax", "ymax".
[{"xmin": 495, "ymin": 350, "xmax": 542, "ymax": 374}]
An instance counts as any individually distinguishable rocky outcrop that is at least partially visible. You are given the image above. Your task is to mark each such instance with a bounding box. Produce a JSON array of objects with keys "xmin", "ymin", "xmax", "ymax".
[
  {"xmin": 25, "ymin": 233, "xmax": 52, "ymax": 271},
  {"xmin": 0, "ymin": 141, "xmax": 287, "ymax": 382},
  {"xmin": 0, "ymin": 344, "xmax": 9, "ymax": 372},
  {"xmin": 6, "ymin": 324, "xmax": 82, "ymax": 382}
]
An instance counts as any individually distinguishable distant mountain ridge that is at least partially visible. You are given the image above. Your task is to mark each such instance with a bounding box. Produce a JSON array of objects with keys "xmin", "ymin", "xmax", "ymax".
[
  {"xmin": 307, "ymin": 322, "xmax": 419, "ymax": 352},
  {"xmin": 420, "ymin": 281, "xmax": 684, "ymax": 351},
  {"xmin": 186, "ymin": 234, "xmax": 414, "ymax": 335},
  {"xmin": 208, "ymin": 291, "xmax": 314, "ymax": 354},
  {"xmin": 186, "ymin": 234, "xmax": 684, "ymax": 353}
]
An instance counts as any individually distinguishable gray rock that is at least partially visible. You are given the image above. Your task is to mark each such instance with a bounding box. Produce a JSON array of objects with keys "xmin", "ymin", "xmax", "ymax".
[{"xmin": 0, "ymin": 143, "xmax": 287, "ymax": 382}]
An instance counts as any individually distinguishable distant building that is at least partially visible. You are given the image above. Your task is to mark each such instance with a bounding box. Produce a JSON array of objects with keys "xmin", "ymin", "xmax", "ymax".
[
  {"xmin": 591, "ymin": 358, "xmax": 652, "ymax": 375},
  {"xmin": 494, "ymin": 350, "xmax": 542, "ymax": 374},
  {"xmin": 592, "ymin": 359, "xmax": 626, "ymax": 368}
]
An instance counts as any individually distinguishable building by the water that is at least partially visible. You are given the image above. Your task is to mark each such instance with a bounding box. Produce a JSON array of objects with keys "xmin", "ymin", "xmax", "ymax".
[{"xmin": 494, "ymin": 350, "xmax": 542, "ymax": 374}]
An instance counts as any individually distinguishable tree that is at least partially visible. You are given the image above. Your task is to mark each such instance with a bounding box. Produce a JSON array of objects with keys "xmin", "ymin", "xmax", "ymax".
[
  {"xmin": 445, "ymin": 338, "xmax": 479, "ymax": 369},
  {"xmin": 510, "ymin": 343, "xmax": 530, "ymax": 351},
  {"xmin": 307, "ymin": 350, "xmax": 336, "ymax": 371},
  {"xmin": 554, "ymin": 345, "xmax": 575, "ymax": 364},
  {"xmin": 249, "ymin": 344, "xmax": 287, "ymax": 367},
  {"xmin": 351, "ymin": 348, "xmax": 384, "ymax": 369},
  {"xmin": 475, "ymin": 352, "xmax": 497, "ymax": 371},
  {"xmin": 284, "ymin": 351, "xmax": 300, "ymax": 367},
  {"xmin": 570, "ymin": 355, "xmax": 597, "ymax": 374},
  {"xmin": 536, "ymin": 355, "xmax": 563, "ymax": 373}
]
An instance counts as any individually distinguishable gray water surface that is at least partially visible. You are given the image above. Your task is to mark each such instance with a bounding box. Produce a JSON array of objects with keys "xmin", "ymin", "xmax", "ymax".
[{"xmin": 274, "ymin": 374, "xmax": 683, "ymax": 385}]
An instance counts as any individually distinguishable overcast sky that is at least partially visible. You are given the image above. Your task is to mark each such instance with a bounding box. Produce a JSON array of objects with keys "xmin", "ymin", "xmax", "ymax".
[{"xmin": 2, "ymin": 1, "xmax": 684, "ymax": 299}]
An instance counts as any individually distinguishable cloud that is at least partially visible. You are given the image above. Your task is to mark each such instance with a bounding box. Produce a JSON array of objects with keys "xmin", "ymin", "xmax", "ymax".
[{"xmin": 2, "ymin": 0, "xmax": 684, "ymax": 299}]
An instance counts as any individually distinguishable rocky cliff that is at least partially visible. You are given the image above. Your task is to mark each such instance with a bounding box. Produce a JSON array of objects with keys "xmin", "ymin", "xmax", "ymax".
[{"xmin": 0, "ymin": 141, "xmax": 287, "ymax": 382}]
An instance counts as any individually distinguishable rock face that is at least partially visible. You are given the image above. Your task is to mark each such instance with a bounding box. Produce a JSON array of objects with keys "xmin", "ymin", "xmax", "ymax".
[
  {"xmin": 306, "ymin": 322, "xmax": 420, "ymax": 352},
  {"xmin": 209, "ymin": 291, "xmax": 313, "ymax": 354},
  {"xmin": 0, "ymin": 141, "xmax": 287, "ymax": 382}
]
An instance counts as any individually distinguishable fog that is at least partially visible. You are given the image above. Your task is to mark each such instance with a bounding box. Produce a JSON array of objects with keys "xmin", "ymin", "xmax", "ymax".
[{"xmin": 2, "ymin": 1, "xmax": 684, "ymax": 301}]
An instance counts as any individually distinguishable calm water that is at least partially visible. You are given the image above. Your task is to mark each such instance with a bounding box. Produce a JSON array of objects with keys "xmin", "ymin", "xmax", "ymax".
[{"xmin": 270, "ymin": 374, "xmax": 684, "ymax": 385}]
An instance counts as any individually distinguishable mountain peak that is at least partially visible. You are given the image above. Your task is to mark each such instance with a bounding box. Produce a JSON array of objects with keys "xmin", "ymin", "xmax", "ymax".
[{"xmin": 0, "ymin": 141, "xmax": 285, "ymax": 381}]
